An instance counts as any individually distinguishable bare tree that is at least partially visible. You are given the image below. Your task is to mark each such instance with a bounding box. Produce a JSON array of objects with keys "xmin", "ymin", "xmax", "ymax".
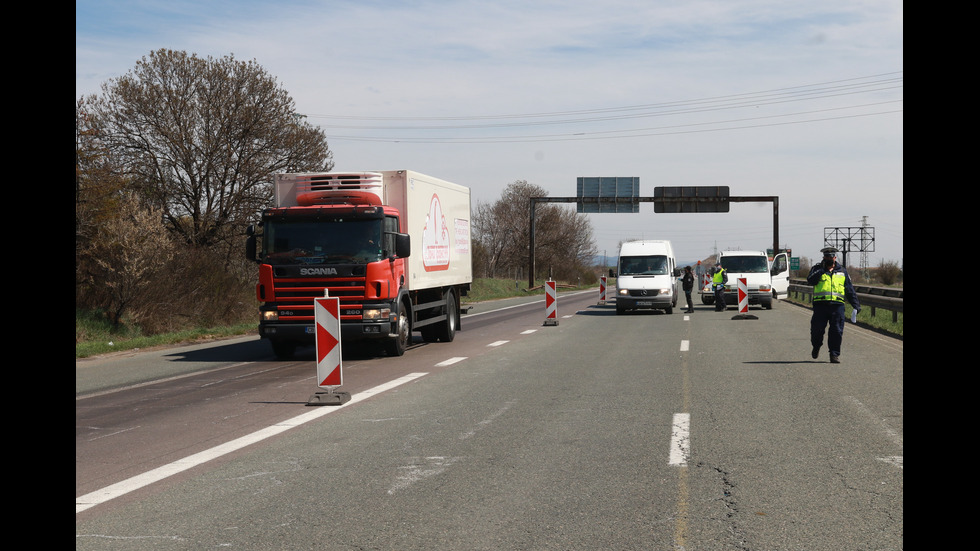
[
  {"xmin": 473, "ymin": 180, "xmax": 597, "ymax": 281},
  {"xmin": 85, "ymin": 49, "xmax": 333, "ymax": 248}
]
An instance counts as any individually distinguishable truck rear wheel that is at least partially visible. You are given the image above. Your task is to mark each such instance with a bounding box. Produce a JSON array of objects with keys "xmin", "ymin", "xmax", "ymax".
[
  {"xmin": 436, "ymin": 291, "xmax": 457, "ymax": 342},
  {"xmin": 385, "ymin": 301, "xmax": 410, "ymax": 356}
]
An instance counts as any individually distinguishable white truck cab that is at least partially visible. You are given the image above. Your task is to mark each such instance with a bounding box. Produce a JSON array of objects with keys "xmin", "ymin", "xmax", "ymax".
[
  {"xmin": 700, "ymin": 250, "xmax": 790, "ymax": 309},
  {"xmin": 615, "ymin": 240, "xmax": 680, "ymax": 314}
]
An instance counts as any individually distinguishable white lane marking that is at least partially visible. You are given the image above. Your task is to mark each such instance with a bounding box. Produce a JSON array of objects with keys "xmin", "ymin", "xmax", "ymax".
[
  {"xmin": 435, "ymin": 357, "xmax": 467, "ymax": 367},
  {"xmin": 844, "ymin": 396, "xmax": 903, "ymax": 469},
  {"xmin": 520, "ymin": 330, "xmax": 537, "ymax": 335},
  {"xmin": 669, "ymin": 413, "xmax": 691, "ymax": 466},
  {"xmin": 487, "ymin": 341, "xmax": 509, "ymax": 347},
  {"xmin": 461, "ymin": 290, "xmax": 594, "ymax": 318},
  {"xmin": 76, "ymin": 373, "xmax": 428, "ymax": 514},
  {"xmin": 680, "ymin": 340, "xmax": 690, "ymax": 352}
]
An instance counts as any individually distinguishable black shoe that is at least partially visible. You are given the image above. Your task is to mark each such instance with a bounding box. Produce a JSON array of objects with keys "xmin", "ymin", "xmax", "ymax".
[
  {"xmin": 811, "ymin": 346, "xmax": 820, "ymax": 359},
  {"xmin": 830, "ymin": 354, "xmax": 840, "ymax": 364}
]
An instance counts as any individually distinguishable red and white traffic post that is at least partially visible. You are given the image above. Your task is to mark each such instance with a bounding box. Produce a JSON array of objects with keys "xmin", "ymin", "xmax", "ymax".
[
  {"xmin": 737, "ymin": 277, "xmax": 749, "ymax": 314},
  {"xmin": 731, "ymin": 277, "xmax": 758, "ymax": 320},
  {"xmin": 307, "ymin": 293, "xmax": 351, "ymax": 405},
  {"xmin": 598, "ymin": 276, "xmax": 607, "ymax": 305},
  {"xmin": 544, "ymin": 279, "xmax": 558, "ymax": 326}
]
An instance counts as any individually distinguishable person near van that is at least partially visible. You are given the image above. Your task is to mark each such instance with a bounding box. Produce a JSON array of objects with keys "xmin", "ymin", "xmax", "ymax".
[
  {"xmin": 711, "ymin": 263, "xmax": 727, "ymax": 311},
  {"xmin": 681, "ymin": 266, "xmax": 695, "ymax": 313},
  {"xmin": 807, "ymin": 247, "xmax": 860, "ymax": 363}
]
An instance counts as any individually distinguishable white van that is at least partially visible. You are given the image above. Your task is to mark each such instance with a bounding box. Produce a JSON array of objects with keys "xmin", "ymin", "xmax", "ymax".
[
  {"xmin": 615, "ymin": 240, "xmax": 680, "ymax": 314},
  {"xmin": 702, "ymin": 250, "xmax": 790, "ymax": 309}
]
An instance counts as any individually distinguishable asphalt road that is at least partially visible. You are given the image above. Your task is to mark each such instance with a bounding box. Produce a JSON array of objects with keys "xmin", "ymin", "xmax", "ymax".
[{"xmin": 76, "ymin": 291, "xmax": 903, "ymax": 550}]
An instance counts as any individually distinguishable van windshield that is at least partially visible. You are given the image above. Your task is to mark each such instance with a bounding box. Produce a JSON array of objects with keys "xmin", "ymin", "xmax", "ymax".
[
  {"xmin": 721, "ymin": 256, "xmax": 768, "ymax": 273},
  {"xmin": 620, "ymin": 255, "xmax": 669, "ymax": 275}
]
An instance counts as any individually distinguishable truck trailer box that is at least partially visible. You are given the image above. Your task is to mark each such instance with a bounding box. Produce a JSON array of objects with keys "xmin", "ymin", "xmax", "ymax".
[{"xmin": 273, "ymin": 170, "xmax": 472, "ymax": 291}]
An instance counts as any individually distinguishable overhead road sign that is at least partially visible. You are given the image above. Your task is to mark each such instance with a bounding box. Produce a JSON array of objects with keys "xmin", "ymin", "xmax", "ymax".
[
  {"xmin": 654, "ymin": 186, "xmax": 730, "ymax": 213},
  {"xmin": 576, "ymin": 177, "xmax": 639, "ymax": 213}
]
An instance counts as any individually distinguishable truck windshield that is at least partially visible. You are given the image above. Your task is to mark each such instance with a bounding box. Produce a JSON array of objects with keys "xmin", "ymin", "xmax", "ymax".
[
  {"xmin": 721, "ymin": 256, "xmax": 769, "ymax": 273},
  {"xmin": 620, "ymin": 255, "xmax": 669, "ymax": 275},
  {"xmin": 261, "ymin": 219, "xmax": 383, "ymax": 265}
]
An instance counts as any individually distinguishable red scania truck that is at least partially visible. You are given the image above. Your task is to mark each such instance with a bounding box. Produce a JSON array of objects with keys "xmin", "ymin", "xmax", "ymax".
[{"xmin": 245, "ymin": 170, "xmax": 472, "ymax": 358}]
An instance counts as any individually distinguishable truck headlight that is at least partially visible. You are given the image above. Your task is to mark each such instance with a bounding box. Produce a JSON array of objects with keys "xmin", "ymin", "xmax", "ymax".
[
  {"xmin": 362, "ymin": 307, "xmax": 391, "ymax": 321},
  {"xmin": 261, "ymin": 311, "xmax": 279, "ymax": 321},
  {"xmin": 617, "ymin": 289, "xmax": 629, "ymax": 296}
]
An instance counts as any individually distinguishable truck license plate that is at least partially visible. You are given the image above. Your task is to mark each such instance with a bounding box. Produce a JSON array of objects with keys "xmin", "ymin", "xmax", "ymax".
[
  {"xmin": 305, "ymin": 327, "xmax": 315, "ymax": 334},
  {"xmin": 637, "ymin": 301, "xmax": 652, "ymax": 306}
]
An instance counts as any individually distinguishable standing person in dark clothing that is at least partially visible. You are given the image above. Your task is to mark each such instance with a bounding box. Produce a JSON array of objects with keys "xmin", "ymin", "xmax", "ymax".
[
  {"xmin": 807, "ymin": 247, "xmax": 861, "ymax": 363},
  {"xmin": 681, "ymin": 266, "xmax": 695, "ymax": 313}
]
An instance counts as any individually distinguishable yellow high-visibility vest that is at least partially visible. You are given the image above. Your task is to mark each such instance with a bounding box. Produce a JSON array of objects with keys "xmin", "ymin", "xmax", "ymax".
[{"xmin": 813, "ymin": 271, "xmax": 846, "ymax": 303}]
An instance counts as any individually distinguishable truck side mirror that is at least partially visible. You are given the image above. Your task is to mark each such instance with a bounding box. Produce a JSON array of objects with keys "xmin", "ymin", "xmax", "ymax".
[
  {"xmin": 245, "ymin": 224, "xmax": 260, "ymax": 262},
  {"xmin": 394, "ymin": 233, "xmax": 411, "ymax": 259},
  {"xmin": 245, "ymin": 236, "xmax": 255, "ymax": 261}
]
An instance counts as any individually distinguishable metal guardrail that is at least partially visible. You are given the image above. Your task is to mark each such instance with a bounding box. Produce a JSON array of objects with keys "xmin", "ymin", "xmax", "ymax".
[{"xmin": 787, "ymin": 279, "xmax": 903, "ymax": 322}]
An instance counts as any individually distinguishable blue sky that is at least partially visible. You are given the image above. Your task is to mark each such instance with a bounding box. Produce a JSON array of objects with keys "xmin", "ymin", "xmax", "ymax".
[{"xmin": 76, "ymin": 0, "xmax": 903, "ymax": 267}]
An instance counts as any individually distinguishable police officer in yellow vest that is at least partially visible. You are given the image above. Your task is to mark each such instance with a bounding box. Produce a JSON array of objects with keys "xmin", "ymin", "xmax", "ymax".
[
  {"xmin": 806, "ymin": 247, "xmax": 860, "ymax": 363},
  {"xmin": 711, "ymin": 262, "xmax": 728, "ymax": 311}
]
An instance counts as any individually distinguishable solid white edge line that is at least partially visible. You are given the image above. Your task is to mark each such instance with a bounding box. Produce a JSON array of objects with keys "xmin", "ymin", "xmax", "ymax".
[
  {"xmin": 76, "ymin": 372, "xmax": 429, "ymax": 514},
  {"xmin": 669, "ymin": 413, "xmax": 691, "ymax": 466}
]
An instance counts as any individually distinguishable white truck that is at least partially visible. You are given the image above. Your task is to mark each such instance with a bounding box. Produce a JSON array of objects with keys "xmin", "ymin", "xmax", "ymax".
[
  {"xmin": 700, "ymin": 250, "xmax": 790, "ymax": 309},
  {"xmin": 614, "ymin": 240, "xmax": 680, "ymax": 314},
  {"xmin": 246, "ymin": 170, "xmax": 472, "ymax": 358}
]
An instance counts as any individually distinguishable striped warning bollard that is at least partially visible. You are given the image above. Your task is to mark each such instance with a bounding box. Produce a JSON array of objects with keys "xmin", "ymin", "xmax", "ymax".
[
  {"xmin": 732, "ymin": 277, "xmax": 758, "ymax": 320},
  {"xmin": 738, "ymin": 278, "xmax": 749, "ymax": 313},
  {"xmin": 308, "ymin": 293, "xmax": 351, "ymax": 405},
  {"xmin": 544, "ymin": 279, "xmax": 558, "ymax": 326},
  {"xmin": 598, "ymin": 276, "xmax": 607, "ymax": 305}
]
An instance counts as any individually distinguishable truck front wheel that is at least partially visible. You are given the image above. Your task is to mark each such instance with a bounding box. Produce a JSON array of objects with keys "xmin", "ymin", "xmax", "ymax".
[
  {"xmin": 270, "ymin": 339, "xmax": 296, "ymax": 360},
  {"xmin": 385, "ymin": 301, "xmax": 410, "ymax": 356}
]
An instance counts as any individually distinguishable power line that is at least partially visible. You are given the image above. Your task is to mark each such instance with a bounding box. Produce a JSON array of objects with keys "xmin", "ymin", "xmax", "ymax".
[{"xmin": 305, "ymin": 72, "xmax": 902, "ymax": 143}]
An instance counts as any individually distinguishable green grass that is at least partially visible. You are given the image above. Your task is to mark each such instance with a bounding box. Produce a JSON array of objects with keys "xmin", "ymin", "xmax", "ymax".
[
  {"xmin": 783, "ymin": 293, "xmax": 903, "ymax": 339},
  {"xmin": 76, "ymin": 308, "xmax": 259, "ymax": 359},
  {"xmin": 75, "ymin": 278, "xmax": 595, "ymax": 359}
]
